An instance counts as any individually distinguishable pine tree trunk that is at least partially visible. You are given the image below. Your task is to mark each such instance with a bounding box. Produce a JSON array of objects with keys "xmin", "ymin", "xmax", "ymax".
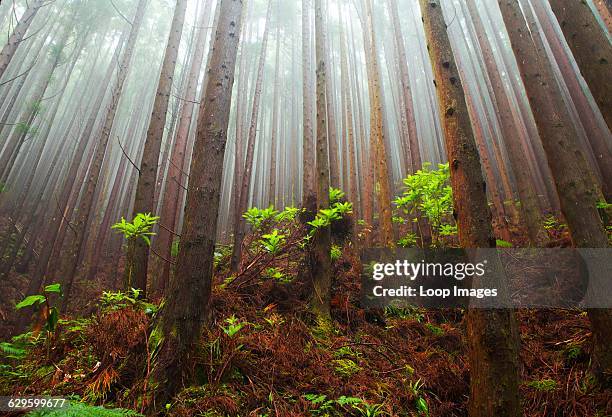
[
  {"xmin": 60, "ymin": 0, "xmax": 148, "ymax": 310},
  {"xmin": 302, "ymin": 0, "xmax": 317, "ymax": 215},
  {"xmin": 363, "ymin": 0, "xmax": 393, "ymax": 246},
  {"xmin": 548, "ymin": 0, "xmax": 612, "ymax": 134},
  {"xmin": 387, "ymin": 0, "xmax": 421, "ymax": 172},
  {"xmin": 310, "ymin": 0, "xmax": 332, "ymax": 320},
  {"xmin": 419, "ymin": 2, "xmax": 521, "ymax": 416},
  {"xmin": 0, "ymin": 0, "xmax": 44, "ymax": 79},
  {"xmin": 498, "ymin": 0, "xmax": 611, "ymax": 377},
  {"xmin": 269, "ymin": 2, "xmax": 281, "ymax": 206},
  {"xmin": 128, "ymin": 0, "xmax": 188, "ymax": 298},
  {"xmin": 467, "ymin": 1, "xmax": 547, "ymax": 245},
  {"xmin": 155, "ymin": 0, "xmax": 213, "ymax": 294},
  {"xmin": 338, "ymin": 4, "xmax": 358, "ymax": 219},
  {"xmin": 149, "ymin": 0, "xmax": 243, "ymax": 409},
  {"xmin": 231, "ymin": 0, "xmax": 273, "ymax": 270}
]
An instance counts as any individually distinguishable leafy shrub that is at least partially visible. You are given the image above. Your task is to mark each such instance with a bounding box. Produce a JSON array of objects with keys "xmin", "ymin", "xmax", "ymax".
[
  {"xmin": 303, "ymin": 394, "xmax": 383, "ymax": 416},
  {"xmin": 394, "ymin": 163, "xmax": 455, "ymax": 247},
  {"xmin": 307, "ymin": 189, "xmax": 353, "ymax": 238},
  {"xmin": 221, "ymin": 315, "xmax": 246, "ymax": 338},
  {"xmin": 244, "ymin": 206, "xmax": 279, "ymax": 230},
  {"xmin": 258, "ymin": 229, "xmax": 286, "ymax": 255},
  {"xmin": 263, "ymin": 267, "xmax": 291, "ymax": 283},
  {"xmin": 111, "ymin": 213, "xmax": 159, "ymax": 246},
  {"xmin": 15, "ymin": 283, "xmax": 63, "ymax": 333},
  {"xmin": 330, "ymin": 244, "xmax": 342, "ymax": 262},
  {"xmin": 397, "ymin": 232, "xmax": 418, "ymax": 248},
  {"xmin": 99, "ymin": 289, "xmax": 157, "ymax": 315}
]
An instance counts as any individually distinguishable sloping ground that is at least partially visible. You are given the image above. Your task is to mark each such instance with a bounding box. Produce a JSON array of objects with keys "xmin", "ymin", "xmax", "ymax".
[{"xmin": 0, "ymin": 246, "xmax": 610, "ymax": 417}]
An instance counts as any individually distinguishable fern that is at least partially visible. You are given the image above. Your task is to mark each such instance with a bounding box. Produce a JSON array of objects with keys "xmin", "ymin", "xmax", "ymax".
[
  {"xmin": 0, "ymin": 342, "xmax": 27, "ymax": 359},
  {"xmin": 26, "ymin": 402, "xmax": 143, "ymax": 417}
]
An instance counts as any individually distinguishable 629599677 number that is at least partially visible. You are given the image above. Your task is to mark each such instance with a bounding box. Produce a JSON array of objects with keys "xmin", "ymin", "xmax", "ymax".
[{"xmin": 0, "ymin": 396, "xmax": 69, "ymax": 411}]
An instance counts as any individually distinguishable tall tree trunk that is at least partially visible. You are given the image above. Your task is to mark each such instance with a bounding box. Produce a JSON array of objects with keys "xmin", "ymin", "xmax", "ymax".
[
  {"xmin": 302, "ymin": 0, "xmax": 317, "ymax": 214},
  {"xmin": 129, "ymin": 0, "xmax": 188, "ymax": 298},
  {"xmin": 155, "ymin": 0, "xmax": 213, "ymax": 294},
  {"xmin": 466, "ymin": 0, "xmax": 547, "ymax": 245},
  {"xmin": 547, "ymin": 0, "xmax": 612, "ymax": 199},
  {"xmin": 497, "ymin": 0, "xmax": 610, "ymax": 377},
  {"xmin": 529, "ymin": 0, "xmax": 612, "ymax": 201},
  {"xmin": 310, "ymin": 0, "xmax": 332, "ymax": 320},
  {"xmin": 269, "ymin": 1, "xmax": 281, "ymax": 206},
  {"xmin": 60, "ymin": 0, "xmax": 148, "ymax": 310},
  {"xmin": 419, "ymin": 2, "xmax": 521, "ymax": 416},
  {"xmin": 324, "ymin": 9, "xmax": 340, "ymax": 189},
  {"xmin": 338, "ymin": 3, "xmax": 358, "ymax": 219},
  {"xmin": 149, "ymin": 0, "xmax": 243, "ymax": 409},
  {"xmin": 387, "ymin": 0, "xmax": 421, "ymax": 172},
  {"xmin": 363, "ymin": 0, "xmax": 393, "ymax": 246},
  {"xmin": 548, "ymin": 0, "xmax": 611, "ymax": 134},
  {"xmin": 0, "ymin": 0, "xmax": 44, "ymax": 80},
  {"xmin": 231, "ymin": 0, "xmax": 273, "ymax": 270}
]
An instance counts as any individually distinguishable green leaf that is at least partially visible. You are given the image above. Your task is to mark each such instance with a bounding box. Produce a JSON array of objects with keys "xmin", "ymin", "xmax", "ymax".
[
  {"xmin": 416, "ymin": 397, "xmax": 429, "ymax": 416},
  {"xmin": 15, "ymin": 295, "xmax": 46, "ymax": 310},
  {"xmin": 44, "ymin": 283, "xmax": 62, "ymax": 294}
]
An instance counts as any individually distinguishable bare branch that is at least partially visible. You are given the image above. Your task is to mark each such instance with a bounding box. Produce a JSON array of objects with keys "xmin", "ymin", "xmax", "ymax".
[
  {"xmin": 109, "ymin": 0, "xmax": 133, "ymax": 26},
  {"xmin": 117, "ymin": 136, "xmax": 141, "ymax": 174}
]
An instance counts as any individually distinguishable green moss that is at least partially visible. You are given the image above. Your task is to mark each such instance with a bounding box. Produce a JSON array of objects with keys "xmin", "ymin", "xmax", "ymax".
[{"xmin": 525, "ymin": 378, "xmax": 557, "ymax": 391}]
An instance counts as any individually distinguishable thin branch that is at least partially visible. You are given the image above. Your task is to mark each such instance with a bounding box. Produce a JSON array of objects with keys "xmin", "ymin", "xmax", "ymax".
[
  {"xmin": 109, "ymin": 0, "xmax": 133, "ymax": 26},
  {"xmin": 171, "ymin": 92, "xmax": 200, "ymax": 105},
  {"xmin": 158, "ymin": 222, "xmax": 181, "ymax": 237},
  {"xmin": 117, "ymin": 136, "xmax": 141, "ymax": 175},
  {"xmin": 171, "ymin": 175, "xmax": 188, "ymax": 192},
  {"xmin": 54, "ymin": 194, "xmax": 77, "ymax": 236},
  {"xmin": 150, "ymin": 246, "xmax": 176, "ymax": 265},
  {"xmin": 167, "ymin": 155, "xmax": 190, "ymax": 179}
]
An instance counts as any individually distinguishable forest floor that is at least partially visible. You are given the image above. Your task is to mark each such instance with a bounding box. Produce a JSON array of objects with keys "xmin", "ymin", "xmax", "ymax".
[{"xmin": 1, "ymin": 236, "xmax": 611, "ymax": 417}]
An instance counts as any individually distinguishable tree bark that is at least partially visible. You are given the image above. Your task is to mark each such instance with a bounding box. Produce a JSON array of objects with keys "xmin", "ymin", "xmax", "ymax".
[
  {"xmin": 302, "ymin": 0, "xmax": 317, "ymax": 215},
  {"xmin": 231, "ymin": 0, "xmax": 273, "ymax": 270},
  {"xmin": 310, "ymin": 0, "xmax": 332, "ymax": 320},
  {"xmin": 128, "ymin": 0, "xmax": 188, "ymax": 298},
  {"xmin": 419, "ymin": 2, "xmax": 521, "ymax": 416},
  {"xmin": 149, "ymin": 0, "xmax": 243, "ymax": 409},
  {"xmin": 548, "ymin": 0, "xmax": 611, "ymax": 133},
  {"xmin": 363, "ymin": 0, "xmax": 394, "ymax": 246},
  {"xmin": 466, "ymin": 0, "xmax": 547, "ymax": 245},
  {"xmin": 387, "ymin": 0, "xmax": 421, "ymax": 172},
  {"xmin": 0, "ymin": 0, "xmax": 45, "ymax": 80},
  {"xmin": 155, "ymin": 0, "xmax": 213, "ymax": 294},
  {"xmin": 269, "ymin": 1, "xmax": 281, "ymax": 206},
  {"xmin": 498, "ymin": 0, "xmax": 611, "ymax": 377}
]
